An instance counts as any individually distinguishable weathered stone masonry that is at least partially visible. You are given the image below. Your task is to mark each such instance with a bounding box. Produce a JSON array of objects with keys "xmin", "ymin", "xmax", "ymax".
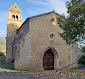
[{"xmin": 6, "ymin": 3, "xmax": 82, "ymax": 70}]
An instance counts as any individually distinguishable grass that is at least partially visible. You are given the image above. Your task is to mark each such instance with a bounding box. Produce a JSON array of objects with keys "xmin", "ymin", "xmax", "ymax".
[
  {"xmin": 0, "ymin": 56, "xmax": 14, "ymax": 70},
  {"xmin": 0, "ymin": 62, "xmax": 14, "ymax": 70}
]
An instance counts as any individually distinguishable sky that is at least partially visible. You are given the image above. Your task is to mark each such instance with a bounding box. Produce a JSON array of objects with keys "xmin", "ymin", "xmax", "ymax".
[{"xmin": 0, "ymin": 0, "xmax": 71, "ymax": 39}]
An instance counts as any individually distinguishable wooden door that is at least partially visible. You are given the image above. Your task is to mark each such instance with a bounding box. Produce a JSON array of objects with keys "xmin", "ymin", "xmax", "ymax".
[{"xmin": 43, "ymin": 49, "xmax": 54, "ymax": 70}]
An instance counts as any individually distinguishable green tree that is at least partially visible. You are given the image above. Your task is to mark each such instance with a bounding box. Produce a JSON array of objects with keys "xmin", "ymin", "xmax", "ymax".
[{"xmin": 57, "ymin": 0, "xmax": 85, "ymax": 45}]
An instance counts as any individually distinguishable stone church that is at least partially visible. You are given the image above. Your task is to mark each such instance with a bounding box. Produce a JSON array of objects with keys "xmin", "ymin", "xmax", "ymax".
[{"xmin": 6, "ymin": 3, "xmax": 82, "ymax": 70}]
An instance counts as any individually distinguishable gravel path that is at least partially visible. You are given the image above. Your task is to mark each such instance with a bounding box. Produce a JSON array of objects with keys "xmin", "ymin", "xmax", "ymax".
[
  {"xmin": 0, "ymin": 70, "xmax": 85, "ymax": 79},
  {"xmin": 0, "ymin": 68, "xmax": 85, "ymax": 79}
]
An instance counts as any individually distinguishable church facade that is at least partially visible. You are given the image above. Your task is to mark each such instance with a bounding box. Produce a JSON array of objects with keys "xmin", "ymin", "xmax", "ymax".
[{"xmin": 6, "ymin": 3, "xmax": 82, "ymax": 70}]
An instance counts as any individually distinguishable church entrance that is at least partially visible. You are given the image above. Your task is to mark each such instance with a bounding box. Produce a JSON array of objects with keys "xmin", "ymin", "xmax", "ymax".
[{"xmin": 43, "ymin": 49, "xmax": 54, "ymax": 70}]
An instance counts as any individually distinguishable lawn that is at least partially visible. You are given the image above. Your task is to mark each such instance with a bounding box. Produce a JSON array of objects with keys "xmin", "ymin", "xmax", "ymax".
[{"xmin": 0, "ymin": 56, "xmax": 14, "ymax": 70}]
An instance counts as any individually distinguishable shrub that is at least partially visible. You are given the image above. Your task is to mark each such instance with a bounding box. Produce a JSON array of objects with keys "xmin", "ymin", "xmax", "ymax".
[
  {"xmin": 78, "ymin": 46, "xmax": 85, "ymax": 65},
  {"xmin": 82, "ymin": 46, "xmax": 85, "ymax": 55},
  {"xmin": 0, "ymin": 51, "xmax": 4, "ymax": 56},
  {"xmin": 78, "ymin": 55, "xmax": 85, "ymax": 65}
]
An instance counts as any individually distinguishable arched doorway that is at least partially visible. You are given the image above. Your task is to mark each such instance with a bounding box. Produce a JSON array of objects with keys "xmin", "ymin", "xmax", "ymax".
[{"xmin": 43, "ymin": 49, "xmax": 54, "ymax": 70}]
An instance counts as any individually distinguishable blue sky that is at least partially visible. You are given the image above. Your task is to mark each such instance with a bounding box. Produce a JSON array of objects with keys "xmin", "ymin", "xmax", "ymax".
[{"xmin": 0, "ymin": 0, "xmax": 71, "ymax": 38}]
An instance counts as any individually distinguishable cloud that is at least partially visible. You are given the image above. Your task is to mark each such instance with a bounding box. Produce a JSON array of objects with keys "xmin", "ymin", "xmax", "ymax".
[
  {"xmin": 25, "ymin": 0, "xmax": 68, "ymax": 15},
  {"xmin": 25, "ymin": 0, "xmax": 48, "ymax": 6},
  {"xmin": 46, "ymin": 0, "xmax": 67, "ymax": 14}
]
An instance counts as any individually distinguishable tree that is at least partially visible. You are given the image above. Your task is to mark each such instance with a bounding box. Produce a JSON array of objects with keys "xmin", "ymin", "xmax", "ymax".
[{"xmin": 57, "ymin": 0, "xmax": 85, "ymax": 45}]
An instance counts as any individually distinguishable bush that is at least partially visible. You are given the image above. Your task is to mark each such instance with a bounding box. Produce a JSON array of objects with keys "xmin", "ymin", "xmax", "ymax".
[
  {"xmin": 78, "ymin": 55, "xmax": 85, "ymax": 65},
  {"xmin": 0, "ymin": 51, "xmax": 4, "ymax": 56},
  {"xmin": 78, "ymin": 46, "xmax": 85, "ymax": 65},
  {"xmin": 82, "ymin": 46, "xmax": 85, "ymax": 54}
]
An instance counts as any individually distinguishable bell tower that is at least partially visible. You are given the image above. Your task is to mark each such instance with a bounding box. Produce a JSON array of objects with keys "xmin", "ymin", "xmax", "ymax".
[
  {"xmin": 6, "ymin": 3, "xmax": 22, "ymax": 61},
  {"xmin": 7, "ymin": 3, "xmax": 22, "ymax": 37}
]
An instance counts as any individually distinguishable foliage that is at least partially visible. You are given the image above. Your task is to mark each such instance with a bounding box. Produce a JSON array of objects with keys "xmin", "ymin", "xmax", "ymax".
[
  {"xmin": 0, "ymin": 56, "xmax": 6, "ymax": 63},
  {"xmin": 0, "ymin": 51, "xmax": 4, "ymax": 56},
  {"xmin": 0, "ymin": 39, "xmax": 6, "ymax": 52},
  {"xmin": 1, "ymin": 62, "xmax": 14, "ymax": 70},
  {"xmin": 78, "ymin": 46, "xmax": 85, "ymax": 65},
  {"xmin": 81, "ymin": 46, "xmax": 85, "ymax": 54},
  {"xmin": 57, "ymin": 0, "xmax": 85, "ymax": 45},
  {"xmin": 78, "ymin": 55, "xmax": 85, "ymax": 65}
]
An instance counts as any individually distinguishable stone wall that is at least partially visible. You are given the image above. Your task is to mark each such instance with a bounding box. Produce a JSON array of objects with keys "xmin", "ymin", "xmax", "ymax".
[
  {"xmin": 13, "ymin": 12, "xmax": 82, "ymax": 70},
  {"xmin": 29, "ymin": 13, "xmax": 71, "ymax": 70},
  {"xmin": 6, "ymin": 24, "xmax": 21, "ymax": 61},
  {"xmin": 6, "ymin": 36, "xmax": 14, "ymax": 61},
  {"xmin": 14, "ymin": 34, "xmax": 32, "ymax": 69}
]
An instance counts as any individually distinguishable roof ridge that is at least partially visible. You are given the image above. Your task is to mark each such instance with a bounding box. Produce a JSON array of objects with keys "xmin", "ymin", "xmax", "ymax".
[
  {"xmin": 18, "ymin": 11, "xmax": 59, "ymax": 31},
  {"xmin": 28, "ymin": 11, "xmax": 59, "ymax": 19}
]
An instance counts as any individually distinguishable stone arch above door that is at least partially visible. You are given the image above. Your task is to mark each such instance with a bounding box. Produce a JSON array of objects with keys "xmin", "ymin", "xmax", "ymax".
[{"xmin": 44, "ymin": 47, "xmax": 58, "ymax": 57}]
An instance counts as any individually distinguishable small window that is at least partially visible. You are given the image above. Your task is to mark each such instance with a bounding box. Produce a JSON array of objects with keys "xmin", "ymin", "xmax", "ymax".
[
  {"xmin": 12, "ymin": 43, "xmax": 15, "ymax": 47},
  {"xmin": 12, "ymin": 15, "xmax": 15, "ymax": 20},
  {"xmin": 15, "ymin": 15, "xmax": 18, "ymax": 21},
  {"xmin": 52, "ymin": 18, "xmax": 55, "ymax": 21},
  {"xmin": 16, "ymin": 29, "xmax": 19, "ymax": 34},
  {"xmin": 50, "ymin": 34, "xmax": 55, "ymax": 39}
]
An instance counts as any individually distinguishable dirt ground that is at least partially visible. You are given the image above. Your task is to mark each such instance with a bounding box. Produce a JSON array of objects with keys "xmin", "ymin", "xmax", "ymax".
[{"xmin": 0, "ymin": 70, "xmax": 85, "ymax": 79}]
